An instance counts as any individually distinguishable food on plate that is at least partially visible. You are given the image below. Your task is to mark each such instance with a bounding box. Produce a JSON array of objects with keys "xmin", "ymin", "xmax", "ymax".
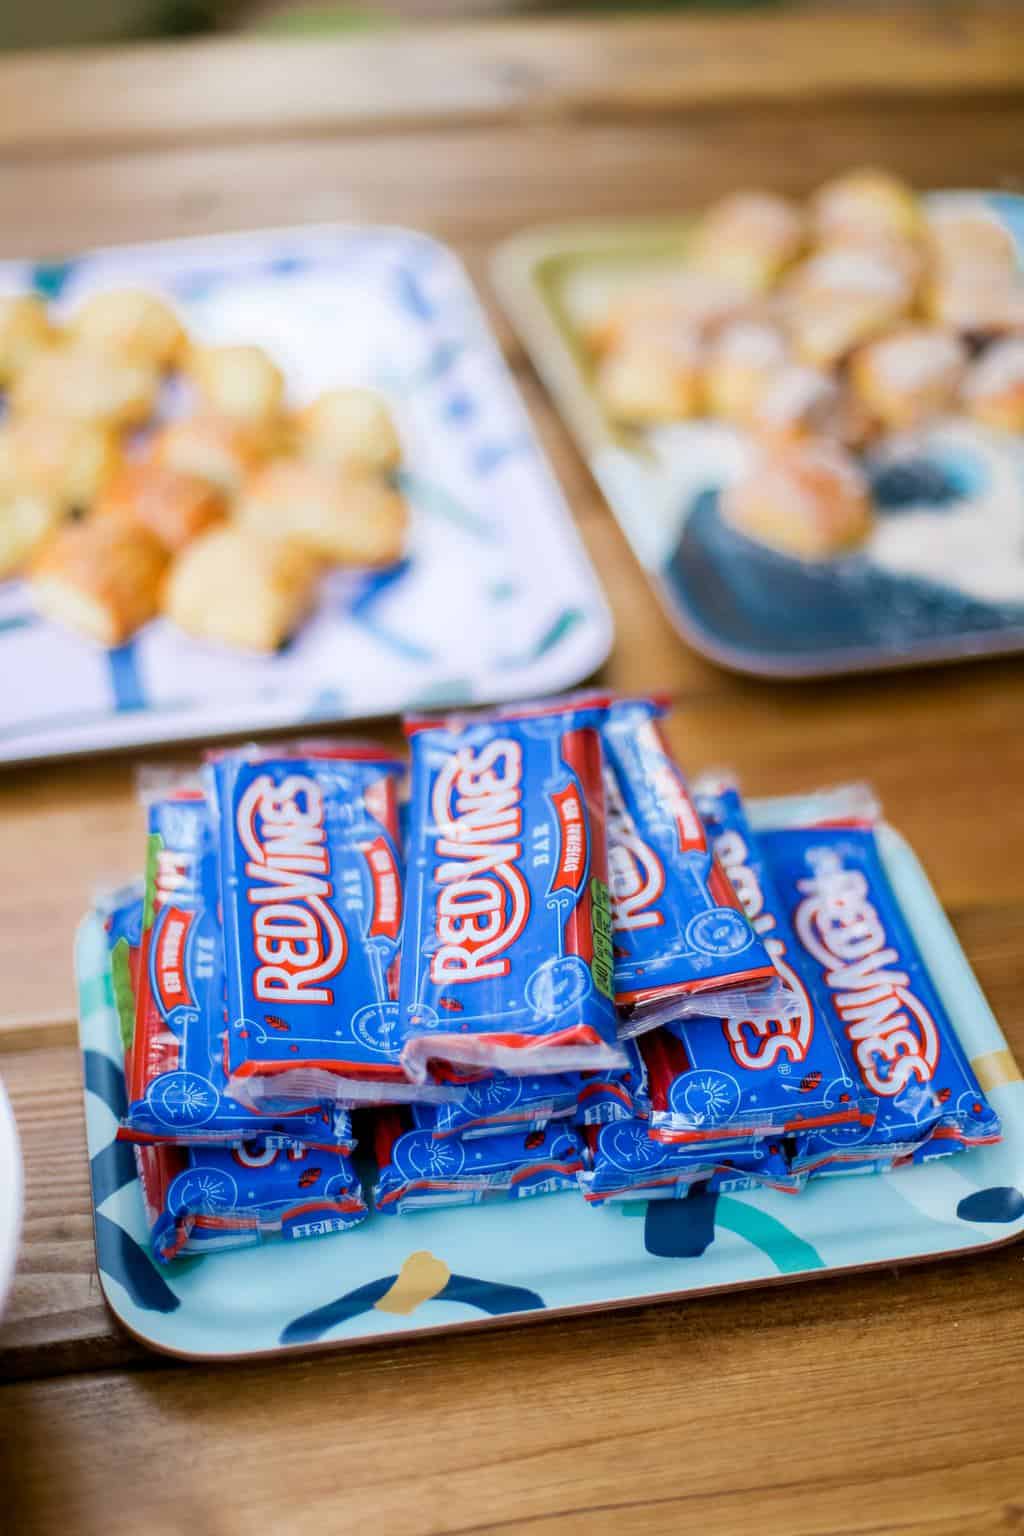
[
  {"xmin": 30, "ymin": 515, "xmax": 169, "ymax": 645},
  {"xmin": 0, "ymin": 294, "xmax": 56, "ymax": 386},
  {"xmin": 11, "ymin": 346, "xmax": 158, "ymax": 429},
  {"xmin": 0, "ymin": 417, "xmax": 120, "ymax": 511},
  {"xmin": 922, "ymin": 202, "xmax": 1020, "ymax": 334},
  {"xmin": 236, "ymin": 459, "xmax": 409, "ymax": 566},
  {"xmin": 95, "ymin": 463, "xmax": 228, "ymax": 553},
  {"xmin": 148, "ymin": 414, "xmax": 270, "ymax": 498},
  {"xmin": 689, "ymin": 191, "xmax": 806, "ymax": 293},
  {"xmin": 186, "ymin": 343, "xmax": 285, "ymax": 428},
  {"xmin": 295, "ymin": 387, "xmax": 402, "ymax": 473},
  {"xmin": 596, "ymin": 322, "xmax": 703, "ymax": 424},
  {"xmin": 850, "ymin": 326, "xmax": 967, "ymax": 431},
  {"xmin": 591, "ymin": 271, "xmax": 748, "ymax": 356},
  {"xmin": 748, "ymin": 362, "xmax": 847, "ymax": 443},
  {"xmin": 0, "ymin": 488, "xmax": 63, "ymax": 580},
  {"xmin": 702, "ymin": 320, "xmax": 789, "ymax": 424},
  {"xmin": 810, "ymin": 168, "xmax": 923, "ymax": 246},
  {"xmin": 163, "ymin": 524, "xmax": 321, "ymax": 652},
  {"xmin": 722, "ymin": 438, "xmax": 873, "ymax": 559},
  {"xmin": 962, "ymin": 336, "xmax": 1024, "ymax": 432},
  {"xmin": 784, "ymin": 245, "xmax": 916, "ymax": 367},
  {"xmin": 70, "ymin": 288, "xmax": 186, "ymax": 371}
]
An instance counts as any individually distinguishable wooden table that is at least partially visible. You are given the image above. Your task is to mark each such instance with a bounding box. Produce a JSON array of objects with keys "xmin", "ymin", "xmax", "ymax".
[{"xmin": 2, "ymin": 10, "xmax": 1024, "ymax": 1531}]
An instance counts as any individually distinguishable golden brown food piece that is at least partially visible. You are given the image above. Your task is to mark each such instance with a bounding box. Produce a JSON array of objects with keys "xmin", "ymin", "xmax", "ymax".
[
  {"xmin": 0, "ymin": 294, "xmax": 56, "ymax": 386},
  {"xmin": 186, "ymin": 343, "xmax": 285, "ymax": 428},
  {"xmin": 0, "ymin": 417, "xmax": 120, "ymax": 511},
  {"xmin": 962, "ymin": 337, "xmax": 1024, "ymax": 433},
  {"xmin": 70, "ymin": 288, "xmax": 186, "ymax": 370},
  {"xmin": 236, "ymin": 460, "xmax": 408, "ymax": 567},
  {"xmin": 702, "ymin": 321, "xmax": 789, "ymax": 424},
  {"xmin": 0, "ymin": 489, "xmax": 63, "ymax": 580},
  {"xmin": 590, "ymin": 272, "xmax": 748, "ymax": 356},
  {"xmin": 30, "ymin": 516, "xmax": 168, "ymax": 645},
  {"xmin": 149, "ymin": 414, "xmax": 270, "ymax": 499},
  {"xmin": 164, "ymin": 525, "xmax": 320, "ymax": 652},
  {"xmin": 811, "ymin": 169, "xmax": 923, "ymax": 246},
  {"xmin": 294, "ymin": 388, "xmax": 402, "ymax": 473},
  {"xmin": 926, "ymin": 205, "xmax": 1016, "ymax": 274},
  {"xmin": 722, "ymin": 438, "xmax": 873, "ymax": 560},
  {"xmin": 785, "ymin": 245, "xmax": 916, "ymax": 368},
  {"xmin": 596, "ymin": 322, "xmax": 702, "ymax": 425},
  {"xmin": 922, "ymin": 204, "xmax": 1018, "ymax": 334},
  {"xmin": 689, "ymin": 191, "xmax": 806, "ymax": 293},
  {"xmin": 748, "ymin": 363, "xmax": 846, "ymax": 444},
  {"xmin": 850, "ymin": 326, "xmax": 967, "ymax": 431},
  {"xmin": 11, "ymin": 346, "xmax": 158, "ymax": 429},
  {"xmin": 95, "ymin": 462, "xmax": 228, "ymax": 553}
]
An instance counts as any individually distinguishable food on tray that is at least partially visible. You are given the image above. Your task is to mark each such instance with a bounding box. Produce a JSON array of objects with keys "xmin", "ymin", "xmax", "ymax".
[
  {"xmin": 722, "ymin": 438, "xmax": 873, "ymax": 560},
  {"xmin": 921, "ymin": 203, "xmax": 1020, "ymax": 334},
  {"xmin": 97, "ymin": 694, "xmax": 1003, "ymax": 1264},
  {"xmin": 30, "ymin": 515, "xmax": 169, "ymax": 645},
  {"xmin": 747, "ymin": 363, "xmax": 845, "ymax": 444},
  {"xmin": 162, "ymin": 524, "xmax": 320, "ymax": 651},
  {"xmin": 702, "ymin": 320, "xmax": 789, "ymax": 424},
  {"xmin": 810, "ymin": 168, "xmax": 923, "ymax": 246},
  {"xmin": 0, "ymin": 281, "xmax": 410, "ymax": 653},
  {"xmin": 784, "ymin": 245, "xmax": 916, "ymax": 367},
  {"xmin": 0, "ymin": 416, "xmax": 120, "ymax": 512},
  {"xmin": 12, "ymin": 345, "xmax": 159, "ymax": 428},
  {"xmin": 186, "ymin": 342, "xmax": 285, "ymax": 428},
  {"xmin": 688, "ymin": 191, "xmax": 806, "ymax": 293},
  {"xmin": 96, "ymin": 463, "xmax": 227, "ymax": 553},
  {"xmin": 70, "ymin": 287, "xmax": 186, "ymax": 371},
  {"xmin": 591, "ymin": 271, "xmax": 747, "ymax": 356},
  {"xmin": 595, "ymin": 321, "xmax": 702, "ymax": 424},
  {"xmin": 850, "ymin": 326, "xmax": 967, "ymax": 430},
  {"xmin": 963, "ymin": 336, "xmax": 1024, "ymax": 432},
  {"xmin": 295, "ymin": 387, "xmax": 403, "ymax": 473},
  {"xmin": 0, "ymin": 293, "xmax": 55, "ymax": 386},
  {"xmin": 237, "ymin": 459, "xmax": 408, "ymax": 566}
]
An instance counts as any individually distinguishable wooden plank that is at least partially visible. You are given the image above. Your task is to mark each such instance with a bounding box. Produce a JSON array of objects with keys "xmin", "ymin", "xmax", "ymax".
[
  {"xmin": 3, "ymin": 1246, "xmax": 1024, "ymax": 1532},
  {"xmin": 0, "ymin": 9, "xmax": 1019, "ymax": 158}
]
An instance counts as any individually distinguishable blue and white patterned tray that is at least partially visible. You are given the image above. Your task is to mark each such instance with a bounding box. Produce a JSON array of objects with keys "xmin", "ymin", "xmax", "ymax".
[
  {"xmin": 77, "ymin": 816, "xmax": 1024, "ymax": 1361},
  {"xmin": 0, "ymin": 225, "xmax": 611, "ymax": 763}
]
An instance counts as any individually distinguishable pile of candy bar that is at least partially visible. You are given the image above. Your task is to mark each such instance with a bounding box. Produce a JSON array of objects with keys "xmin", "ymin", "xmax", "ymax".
[{"xmin": 100, "ymin": 693, "xmax": 1001, "ymax": 1263}]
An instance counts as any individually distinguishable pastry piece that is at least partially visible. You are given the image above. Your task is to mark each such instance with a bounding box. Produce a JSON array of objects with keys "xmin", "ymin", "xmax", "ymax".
[
  {"xmin": 164, "ymin": 525, "xmax": 320, "ymax": 652},
  {"xmin": 0, "ymin": 294, "xmax": 55, "ymax": 386},
  {"xmin": 926, "ymin": 204, "xmax": 1016, "ymax": 274},
  {"xmin": 30, "ymin": 515, "xmax": 168, "ymax": 645},
  {"xmin": 149, "ymin": 414, "xmax": 268, "ymax": 499},
  {"xmin": 596, "ymin": 322, "xmax": 702, "ymax": 425},
  {"xmin": 186, "ymin": 343, "xmax": 285, "ymax": 428},
  {"xmin": 922, "ymin": 203, "xmax": 1019, "ymax": 334},
  {"xmin": 236, "ymin": 460, "xmax": 408, "ymax": 566},
  {"xmin": 850, "ymin": 326, "xmax": 967, "ymax": 430},
  {"xmin": 962, "ymin": 337, "xmax": 1024, "ymax": 432},
  {"xmin": 0, "ymin": 417, "xmax": 119, "ymax": 511},
  {"xmin": 722, "ymin": 438, "xmax": 873, "ymax": 560},
  {"xmin": 95, "ymin": 463, "xmax": 227, "ymax": 553},
  {"xmin": 689, "ymin": 191, "xmax": 806, "ymax": 293},
  {"xmin": 703, "ymin": 320, "xmax": 789, "ymax": 423},
  {"xmin": 11, "ymin": 346, "xmax": 158, "ymax": 429},
  {"xmin": 811, "ymin": 168, "xmax": 923, "ymax": 246},
  {"xmin": 0, "ymin": 489, "xmax": 63, "ymax": 580},
  {"xmin": 748, "ymin": 363, "xmax": 845, "ymax": 443},
  {"xmin": 70, "ymin": 288, "xmax": 185, "ymax": 370},
  {"xmin": 591, "ymin": 271, "xmax": 748, "ymax": 356},
  {"xmin": 294, "ymin": 388, "xmax": 402, "ymax": 473},
  {"xmin": 785, "ymin": 245, "xmax": 915, "ymax": 367}
]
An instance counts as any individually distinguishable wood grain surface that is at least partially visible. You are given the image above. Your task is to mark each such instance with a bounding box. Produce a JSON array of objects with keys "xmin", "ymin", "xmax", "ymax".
[{"xmin": 1, "ymin": 10, "xmax": 1023, "ymax": 1534}]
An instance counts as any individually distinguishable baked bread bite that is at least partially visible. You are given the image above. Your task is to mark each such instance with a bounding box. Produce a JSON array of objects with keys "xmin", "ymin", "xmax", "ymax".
[
  {"xmin": 722, "ymin": 438, "xmax": 873, "ymax": 560},
  {"xmin": 748, "ymin": 363, "xmax": 845, "ymax": 443},
  {"xmin": 149, "ymin": 414, "xmax": 269, "ymax": 499},
  {"xmin": 591, "ymin": 271, "xmax": 747, "ymax": 356},
  {"xmin": 70, "ymin": 288, "xmax": 185, "ymax": 371},
  {"xmin": 0, "ymin": 294, "xmax": 55, "ymax": 386},
  {"xmin": 596, "ymin": 321, "xmax": 702, "ymax": 425},
  {"xmin": 163, "ymin": 524, "xmax": 320, "ymax": 652},
  {"xmin": 703, "ymin": 321, "xmax": 789, "ymax": 424},
  {"xmin": 12, "ymin": 346, "xmax": 158, "ymax": 429},
  {"xmin": 0, "ymin": 416, "xmax": 119, "ymax": 511},
  {"xmin": 962, "ymin": 337, "xmax": 1024, "ymax": 433},
  {"xmin": 689, "ymin": 191, "xmax": 806, "ymax": 293},
  {"xmin": 30, "ymin": 515, "xmax": 168, "ymax": 644},
  {"xmin": 0, "ymin": 489, "xmax": 63, "ymax": 580},
  {"xmin": 236, "ymin": 459, "xmax": 408, "ymax": 566},
  {"xmin": 95, "ymin": 463, "xmax": 227, "ymax": 553},
  {"xmin": 186, "ymin": 343, "xmax": 285, "ymax": 428},
  {"xmin": 850, "ymin": 327, "xmax": 967, "ymax": 431},
  {"xmin": 294, "ymin": 388, "xmax": 402, "ymax": 473},
  {"xmin": 785, "ymin": 245, "xmax": 916, "ymax": 368},
  {"xmin": 811, "ymin": 168, "xmax": 923, "ymax": 246}
]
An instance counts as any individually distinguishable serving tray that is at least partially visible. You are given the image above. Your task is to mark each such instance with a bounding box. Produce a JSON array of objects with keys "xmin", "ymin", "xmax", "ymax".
[
  {"xmin": 492, "ymin": 192, "xmax": 1024, "ymax": 678},
  {"xmin": 78, "ymin": 811, "xmax": 1024, "ymax": 1361},
  {"xmin": 0, "ymin": 224, "xmax": 611, "ymax": 764}
]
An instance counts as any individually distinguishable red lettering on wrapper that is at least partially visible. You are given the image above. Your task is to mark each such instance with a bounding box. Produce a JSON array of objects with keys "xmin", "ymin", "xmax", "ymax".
[
  {"xmin": 361, "ymin": 835, "xmax": 403, "ymax": 942},
  {"xmin": 550, "ymin": 784, "xmax": 587, "ymax": 894},
  {"xmin": 153, "ymin": 908, "xmax": 194, "ymax": 1015}
]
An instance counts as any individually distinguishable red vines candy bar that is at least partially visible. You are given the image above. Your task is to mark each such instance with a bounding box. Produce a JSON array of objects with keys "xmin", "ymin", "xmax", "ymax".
[
  {"xmin": 601, "ymin": 698, "xmax": 784, "ymax": 1032},
  {"xmin": 579, "ymin": 1122, "xmax": 802, "ymax": 1204},
  {"xmin": 757, "ymin": 787, "xmax": 1001, "ymax": 1171},
  {"xmin": 210, "ymin": 744, "xmax": 435, "ymax": 1106},
  {"xmin": 398, "ymin": 697, "xmax": 625, "ymax": 1081}
]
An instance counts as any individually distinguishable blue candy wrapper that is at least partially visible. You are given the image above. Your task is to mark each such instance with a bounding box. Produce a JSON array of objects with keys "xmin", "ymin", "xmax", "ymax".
[
  {"xmin": 758, "ymin": 786, "xmax": 1001, "ymax": 1171},
  {"xmin": 398, "ymin": 698, "xmax": 625, "ymax": 1081},
  {"xmin": 374, "ymin": 1112, "xmax": 586, "ymax": 1213},
  {"xmin": 413, "ymin": 1073, "xmax": 580, "ymax": 1140},
  {"xmin": 579, "ymin": 1121, "xmax": 802, "ymax": 1204},
  {"xmin": 602, "ymin": 698, "xmax": 785, "ymax": 1032},
  {"xmin": 575, "ymin": 1037, "xmax": 650, "ymax": 1126}
]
